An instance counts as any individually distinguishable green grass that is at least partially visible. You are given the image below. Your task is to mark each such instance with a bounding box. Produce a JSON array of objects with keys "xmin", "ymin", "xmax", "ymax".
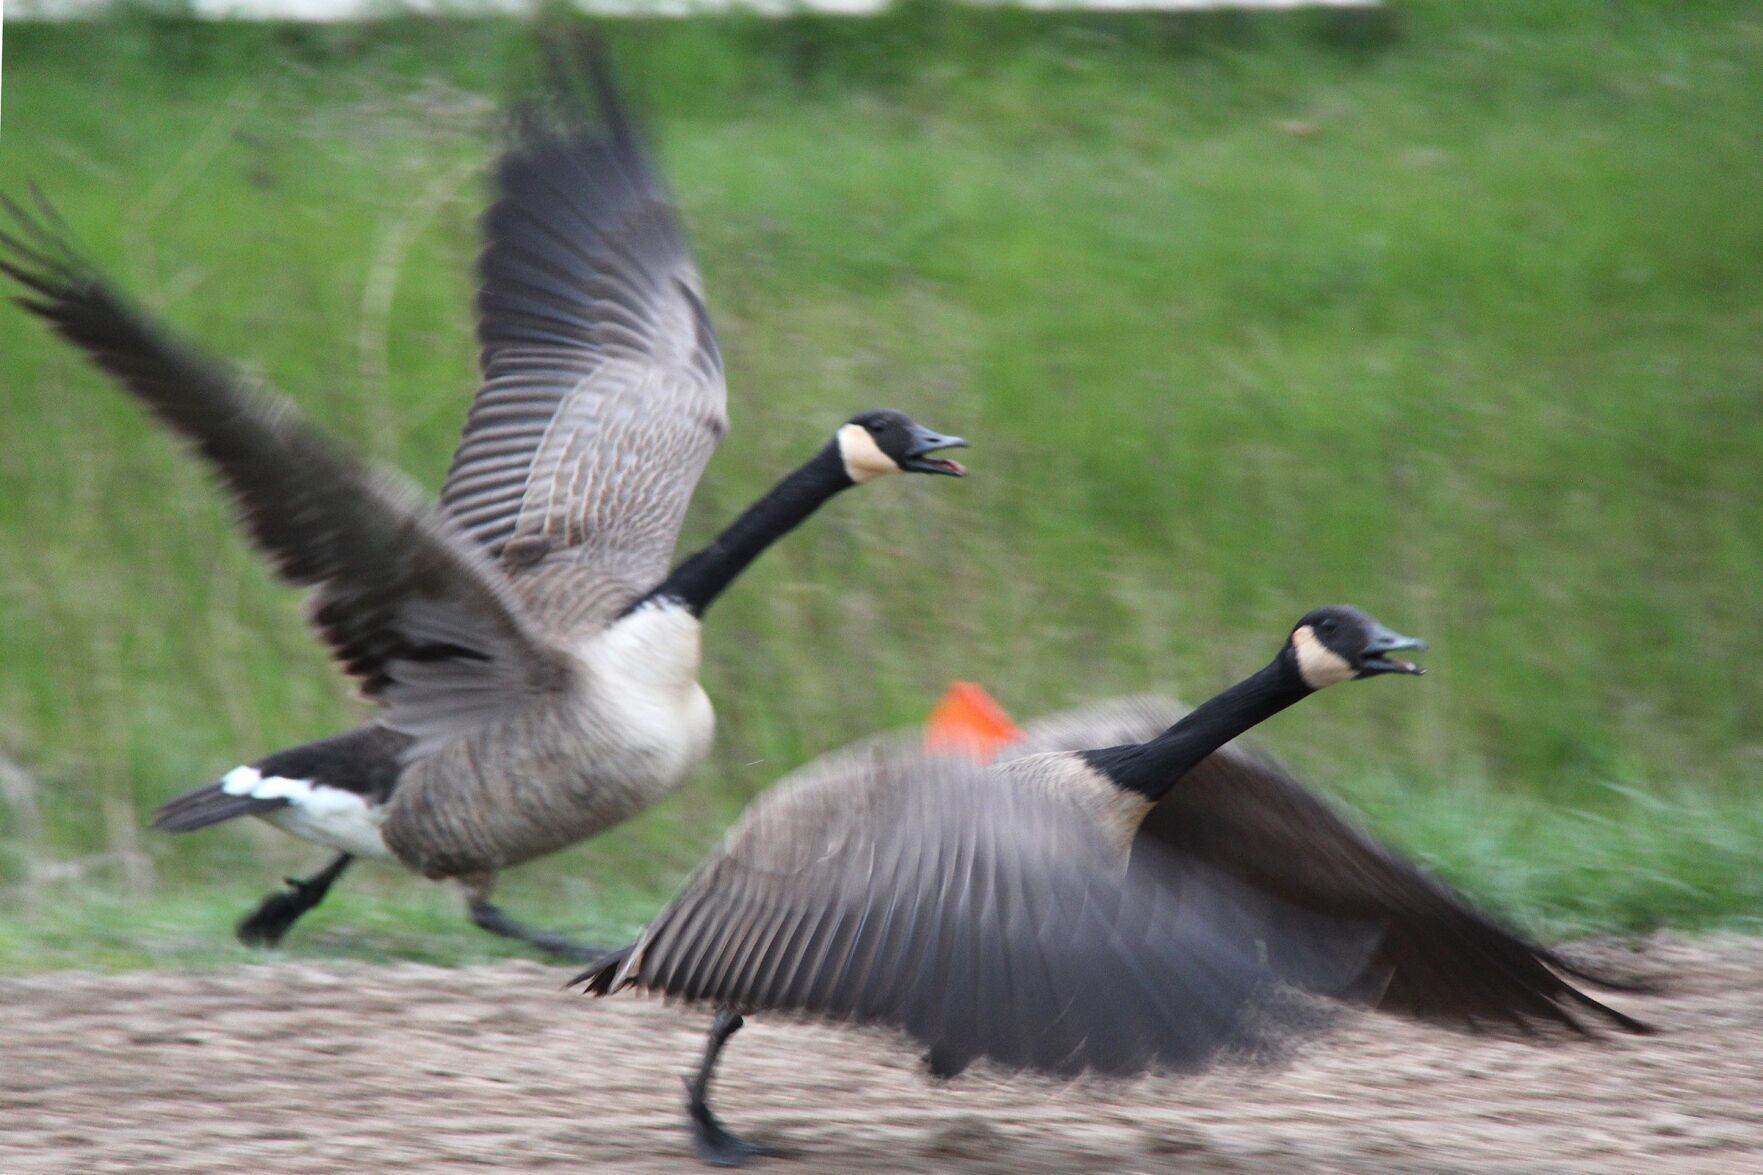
[{"xmin": 2, "ymin": 2, "xmax": 1761, "ymax": 971}]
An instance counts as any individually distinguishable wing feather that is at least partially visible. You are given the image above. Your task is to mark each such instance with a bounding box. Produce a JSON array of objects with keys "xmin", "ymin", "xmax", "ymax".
[
  {"xmin": 441, "ymin": 48, "xmax": 727, "ymax": 589},
  {"xmin": 0, "ymin": 200, "xmax": 567, "ymax": 754},
  {"xmin": 595, "ymin": 750, "xmax": 1378, "ymax": 1077}
]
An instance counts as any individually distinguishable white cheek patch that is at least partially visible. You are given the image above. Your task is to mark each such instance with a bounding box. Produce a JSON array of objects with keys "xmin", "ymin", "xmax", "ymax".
[
  {"xmin": 836, "ymin": 423, "xmax": 901, "ymax": 483},
  {"xmin": 1291, "ymin": 625, "xmax": 1354, "ymax": 690}
]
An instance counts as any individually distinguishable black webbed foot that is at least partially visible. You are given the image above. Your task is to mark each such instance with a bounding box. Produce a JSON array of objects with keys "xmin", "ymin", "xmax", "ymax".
[
  {"xmin": 685, "ymin": 1075, "xmax": 780, "ymax": 1168},
  {"xmin": 680, "ymin": 1006, "xmax": 784, "ymax": 1167},
  {"xmin": 236, "ymin": 885, "xmax": 310, "ymax": 947},
  {"xmin": 236, "ymin": 853, "xmax": 353, "ymax": 947}
]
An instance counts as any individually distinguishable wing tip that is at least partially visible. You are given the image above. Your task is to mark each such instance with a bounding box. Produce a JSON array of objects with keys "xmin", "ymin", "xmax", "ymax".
[
  {"xmin": 0, "ymin": 186, "xmax": 97, "ymax": 317},
  {"xmin": 546, "ymin": 28, "xmax": 632, "ymax": 142},
  {"xmin": 569, "ymin": 942, "xmax": 637, "ymax": 994},
  {"xmin": 508, "ymin": 27, "xmax": 643, "ymax": 161}
]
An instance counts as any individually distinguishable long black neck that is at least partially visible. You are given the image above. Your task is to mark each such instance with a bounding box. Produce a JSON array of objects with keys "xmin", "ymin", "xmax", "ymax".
[
  {"xmin": 633, "ymin": 441, "xmax": 855, "ymax": 618},
  {"xmin": 1081, "ymin": 652, "xmax": 1310, "ymax": 802}
]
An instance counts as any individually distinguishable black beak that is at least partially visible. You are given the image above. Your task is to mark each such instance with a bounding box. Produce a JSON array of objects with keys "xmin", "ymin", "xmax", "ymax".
[
  {"xmin": 902, "ymin": 424, "xmax": 970, "ymax": 477},
  {"xmin": 1360, "ymin": 624, "xmax": 1428, "ymax": 676}
]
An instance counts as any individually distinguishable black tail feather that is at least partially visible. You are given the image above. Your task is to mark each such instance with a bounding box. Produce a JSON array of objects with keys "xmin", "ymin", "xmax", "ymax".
[
  {"xmin": 153, "ymin": 782, "xmax": 287, "ymax": 833},
  {"xmin": 569, "ymin": 943, "xmax": 635, "ymax": 994}
]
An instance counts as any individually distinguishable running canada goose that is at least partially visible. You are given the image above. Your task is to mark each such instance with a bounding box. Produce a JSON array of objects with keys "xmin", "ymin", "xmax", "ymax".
[
  {"xmin": 0, "ymin": 50, "xmax": 969, "ymax": 957},
  {"xmin": 577, "ymin": 605, "xmax": 1420, "ymax": 1165},
  {"xmin": 945, "ymin": 681, "xmax": 1650, "ymax": 1039}
]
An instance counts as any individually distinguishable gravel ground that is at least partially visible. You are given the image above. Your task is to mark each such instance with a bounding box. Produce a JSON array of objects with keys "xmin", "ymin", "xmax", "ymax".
[{"xmin": 2, "ymin": 934, "xmax": 1758, "ymax": 1174}]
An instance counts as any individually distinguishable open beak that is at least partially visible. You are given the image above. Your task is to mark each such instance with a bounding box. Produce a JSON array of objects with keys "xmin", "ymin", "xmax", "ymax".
[
  {"xmin": 1360, "ymin": 624, "xmax": 1428, "ymax": 676},
  {"xmin": 902, "ymin": 424, "xmax": 970, "ymax": 477}
]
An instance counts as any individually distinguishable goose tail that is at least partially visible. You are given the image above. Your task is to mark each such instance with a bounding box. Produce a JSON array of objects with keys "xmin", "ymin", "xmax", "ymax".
[
  {"xmin": 151, "ymin": 726, "xmax": 409, "ymax": 836},
  {"xmin": 152, "ymin": 773, "xmax": 289, "ymax": 833}
]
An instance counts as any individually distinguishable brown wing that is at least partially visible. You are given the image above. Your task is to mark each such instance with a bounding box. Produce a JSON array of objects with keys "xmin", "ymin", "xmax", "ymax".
[
  {"xmin": 589, "ymin": 749, "xmax": 1379, "ymax": 1078},
  {"xmin": 998, "ymin": 694, "xmax": 1647, "ymax": 1035},
  {"xmin": 440, "ymin": 45, "xmax": 727, "ymax": 589},
  {"xmin": 0, "ymin": 199, "xmax": 569, "ymax": 755}
]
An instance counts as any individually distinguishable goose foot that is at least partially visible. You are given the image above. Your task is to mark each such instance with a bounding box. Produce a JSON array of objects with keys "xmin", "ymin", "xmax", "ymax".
[
  {"xmin": 686, "ymin": 1079, "xmax": 779, "ymax": 1168},
  {"xmin": 921, "ymin": 1046, "xmax": 970, "ymax": 1080},
  {"xmin": 467, "ymin": 900, "xmax": 611, "ymax": 963},
  {"xmin": 237, "ymin": 853, "xmax": 353, "ymax": 947},
  {"xmin": 684, "ymin": 1007, "xmax": 781, "ymax": 1167}
]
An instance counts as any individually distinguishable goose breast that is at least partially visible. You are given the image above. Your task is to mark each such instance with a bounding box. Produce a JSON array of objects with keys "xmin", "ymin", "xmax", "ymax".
[{"xmin": 378, "ymin": 603, "xmax": 714, "ymax": 878}]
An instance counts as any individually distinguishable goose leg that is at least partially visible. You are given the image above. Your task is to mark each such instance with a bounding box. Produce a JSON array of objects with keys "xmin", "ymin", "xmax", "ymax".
[
  {"xmin": 461, "ymin": 875, "xmax": 612, "ymax": 963},
  {"xmin": 237, "ymin": 852, "xmax": 353, "ymax": 946},
  {"xmin": 467, "ymin": 900, "xmax": 612, "ymax": 962},
  {"xmin": 685, "ymin": 1007, "xmax": 777, "ymax": 1168}
]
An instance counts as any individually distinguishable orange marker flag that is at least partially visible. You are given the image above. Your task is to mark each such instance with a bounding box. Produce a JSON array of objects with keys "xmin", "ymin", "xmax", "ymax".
[{"xmin": 924, "ymin": 682, "xmax": 1024, "ymax": 764}]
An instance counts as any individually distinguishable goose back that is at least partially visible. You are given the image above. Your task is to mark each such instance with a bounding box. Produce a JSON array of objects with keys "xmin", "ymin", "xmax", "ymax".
[
  {"xmin": 987, "ymin": 750, "xmax": 1154, "ymax": 855},
  {"xmin": 1003, "ymin": 694, "xmax": 1186, "ymax": 759}
]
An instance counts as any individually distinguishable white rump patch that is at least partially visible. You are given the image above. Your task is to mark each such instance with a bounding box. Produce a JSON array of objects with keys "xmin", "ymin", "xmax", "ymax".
[
  {"xmin": 1291, "ymin": 624, "xmax": 1354, "ymax": 690},
  {"xmin": 220, "ymin": 765, "xmax": 265, "ymax": 795},
  {"xmin": 836, "ymin": 423, "xmax": 901, "ymax": 483},
  {"xmin": 222, "ymin": 765, "xmax": 396, "ymax": 862}
]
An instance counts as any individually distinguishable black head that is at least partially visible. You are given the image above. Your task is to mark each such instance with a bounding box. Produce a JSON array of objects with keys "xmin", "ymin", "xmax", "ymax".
[
  {"xmin": 837, "ymin": 409, "xmax": 969, "ymax": 481},
  {"xmin": 1286, "ymin": 605, "xmax": 1427, "ymax": 690}
]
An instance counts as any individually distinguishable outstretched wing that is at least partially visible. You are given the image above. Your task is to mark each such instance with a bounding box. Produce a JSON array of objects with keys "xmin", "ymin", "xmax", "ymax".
[
  {"xmin": 589, "ymin": 749, "xmax": 1379, "ymax": 1078},
  {"xmin": 1137, "ymin": 741, "xmax": 1650, "ymax": 1035},
  {"xmin": 440, "ymin": 44, "xmax": 727, "ymax": 588},
  {"xmin": 0, "ymin": 199, "xmax": 569, "ymax": 755},
  {"xmin": 997, "ymin": 693, "xmax": 1649, "ymax": 1035}
]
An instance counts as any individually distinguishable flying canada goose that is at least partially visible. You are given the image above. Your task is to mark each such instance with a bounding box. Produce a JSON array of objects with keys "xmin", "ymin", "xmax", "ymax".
[
  {"xmin": 577, "ymin": 605, "xmax": 1421, "ymax": 1165},
  {"xmin": 0, "ymin": 49, "xmax": 969, "ymax": 957},
  {"xmin": 927, "ymin": 678, "xmax": 1650, "ymax": 1039}
]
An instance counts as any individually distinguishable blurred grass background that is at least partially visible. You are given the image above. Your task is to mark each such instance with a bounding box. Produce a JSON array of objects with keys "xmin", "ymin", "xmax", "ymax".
[{"xmin": 1, "ymin": 1, "xmax": 1760, "ymax": 971}]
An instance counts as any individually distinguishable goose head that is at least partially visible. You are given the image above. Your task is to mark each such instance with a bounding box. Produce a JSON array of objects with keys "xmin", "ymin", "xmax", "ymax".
[
  {"xmin": 1286, "ymin": 605, "xmax": 1427, "ymax": 690},
  {"xmin": 836, "ymin": 410, "xmax": 969, "ymax": 483}
]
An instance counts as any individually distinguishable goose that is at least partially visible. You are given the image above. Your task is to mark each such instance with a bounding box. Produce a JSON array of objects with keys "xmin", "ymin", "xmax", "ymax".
[
  {"xmin": 925, "ymin": 669, "xmax": 1650, "ymax": 1040},
  {"xmin": 0, "ymin": 49, "xmax": 969, "ymax": 958},
  {"xmin": 576, "ymin": 605, "xmax": 1422, "ymax": 1165}
]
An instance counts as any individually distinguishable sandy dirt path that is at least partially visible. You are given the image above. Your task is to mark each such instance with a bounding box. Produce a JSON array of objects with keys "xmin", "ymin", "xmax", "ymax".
[{"xmin": 2, "ymin": 934, "xmax": 1759, "ymax": 1174}]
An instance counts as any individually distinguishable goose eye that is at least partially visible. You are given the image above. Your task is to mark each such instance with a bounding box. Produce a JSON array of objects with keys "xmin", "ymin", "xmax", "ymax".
[{"xmin": 1319, "ymin": 618, "xmax": 1338, "ymax": 634}]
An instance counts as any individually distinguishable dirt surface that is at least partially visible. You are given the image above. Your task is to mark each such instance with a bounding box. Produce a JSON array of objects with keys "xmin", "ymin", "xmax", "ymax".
[{"xmin": 2, "ymin": 934, "xmax": 1759, "ymax": 1174}]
